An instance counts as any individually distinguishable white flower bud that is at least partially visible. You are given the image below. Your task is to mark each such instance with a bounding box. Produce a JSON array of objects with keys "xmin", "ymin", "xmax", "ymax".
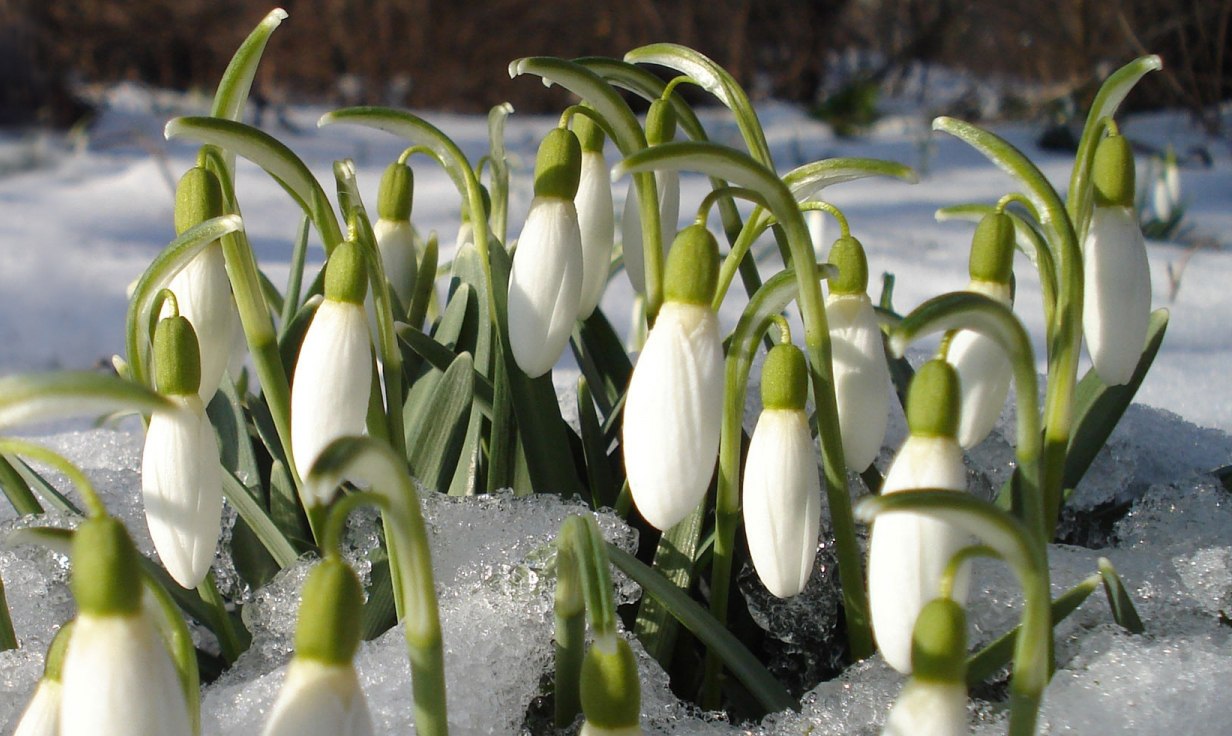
[
  {"xmin": 1082, "ymin": 205, "xmax": 1151, "ymax": 386},
  {"xmin": 168, "ymin": 243, "xmax": 241, "ymax": 402},
  {"xmin": 576, "ymin": 148, "xmax": 616, "ymax": 318},
  {"xmin": 261, "ymin": 660, "xmax": 374, "ymax": 736},
  {"xmin": 827, "ymin": 292, "xmax": 891, "ymax": 471},
  {"xmin": 291, "ymin": 298, "xmax": 372, "ymax": 497},
  {"xmin": 142, "ymin": 394, "xmax": 223, "ymax": 588},
  {"xmin": 743, "ymin": 408, "xmax": 821, "ymax": 597},
  {"xmin": 373, "ymin": 217, "xmax": 418, "ymax": 308},
  {"xmin": 623, "ymin": 302, "xmax": 723, "ymax": 530},
  {"xmin": 507, "ymin": 196, "xmax": 584, "ymax": 377},
  {"xmin": 59, "ymin": 611, "xmax": 192, "ymax": 736},
  {"xmin": 947, "ymin": 280, "xmax": 1013, "ymax": 449}
]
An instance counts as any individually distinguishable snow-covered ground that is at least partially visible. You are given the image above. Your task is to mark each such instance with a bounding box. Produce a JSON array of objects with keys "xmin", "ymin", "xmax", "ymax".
[{"xmin": 1, "ymin": 81, "xmax": 1231, "ymax": 734}]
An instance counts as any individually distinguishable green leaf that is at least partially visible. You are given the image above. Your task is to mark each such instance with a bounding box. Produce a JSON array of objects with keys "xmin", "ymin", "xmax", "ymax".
[
  {"xmin": 486, "ymin": 102, "xmax": 514, "ymax": 243},
  {"xmin": 396, "ymin": 324, "xmax": 494, "ymax": 415},
  {"xmin": 405, "ymin": 352, "xmax": 475, "ymax": 494},
  {"xmin": 1098, "ymin": 557, "xmax": 1145, "ymax": 634},
  {"xmin": 607, "ymin": 544, "xmax": 797, "ymax": 714},
  {"xmin": 206, "ymin": 377, "xmax": 262, "ymax": 493},
  {"xmin": 0, "ymin": 454, "xmax": 42, "ymax": 516},
  {"xmin": 576, "ymin": 378, "xmax": 617, "ymax": 509},
  {"xmin": 0, "ymin": 575, "xmax": 16, "ymax": 650},
  {"xmin": 221, "ymin": 469, "xmax": 299, "ymax": 568},
  {"xmin": 782, "ymin": 157, "xmax": 918, "ymax": 200},
  {"xmin": 277, "ymin": 296, "xmax": 321, "ymax": 376},
  {"xmin": 280, "ymin": 216, "xmax": 312, "ymax": 332},
  {"xmin": 4, "ymin": 455, "xmax": 77, "ymax": 513},
  {"xmin": 210, "ymin": 9, "xmax": 288, "ymax": 123},
  {"xmin": 0, "ymin": 371, "xmax": 172, "ymax": 431},
  {"xmin": 570, "ymin": 308, "xmax": 633, "ymax": 420},
  {"xmin": 624, "ymin": 43, "xmax": 772, "ymax": 165},
  {"xmin": 508, "ymin": 57, "xmax": 645, "ymax": 158},
  {"xmin": 1063, "ymin": 309, "xmax": 1169, "ymax": 495},
  {"xmin": 361, "ymin": 547, "xmax": 398, "ymax": 640},
  {"xmin": 165, "ymin": 117, "xmax": 343, "ymax": 253},
  {"xmin": 634, "ymin": 503, "xmax": 705, "ymax": 670}
]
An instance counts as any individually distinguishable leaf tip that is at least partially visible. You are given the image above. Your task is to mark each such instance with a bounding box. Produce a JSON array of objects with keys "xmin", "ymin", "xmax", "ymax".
[
  {"xmin": 163, "ymin": 118, "xmax": 183, "ymax": 141},
  {"xmin": 266, "ymin": 8, "xmax": 289, "ymax": 25},
  {"xmin": 854, "ymin": 496, "xmax": 880, "ymax": 523},
  {"xmin": 508, "ymin": 58, "xmax": 528, "ymax": 79}
]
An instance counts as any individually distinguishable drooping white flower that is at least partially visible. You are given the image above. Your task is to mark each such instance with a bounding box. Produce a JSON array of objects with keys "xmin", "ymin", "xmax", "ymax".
[
  {"xmin": 171, "ymin": 166, "xmax": 241, "ymax": 403},
  {"xmin": 868, "ymin": 360, "xmax": 969, "ymax": 674},
  {"xmin": 12, "ymin": 680, "xmax": 60, "ymax": 736},
  {"xmin": 882, "ymin": 598, "xmax": 969, "ymax": 736},
  {"xmin": 743, "ymin": 343, "xmax": 821, "ymax": 598},
  {"xmin": 263, "ymin": 556, "xmax": 373, "ymax": 736},
  {"xmin": 574, "ymin": 114, "xmax": 616, "ymax": 319},
  {"xmin": 624, "ymin": 225, "xmax": 723, "ymax": 531},
  {"xmin": 142, "ymin": 313, "xmax": 222, "ymax": 589},
  {"xmin": 826, "ymin": 235, "xmax": 890, "ymax": 472},
  {"xmin": 621, "ymin": 99, "xmax": 679, "ymax": 295},
  {"xmin": 291, "ymin": 241, "xmax": 372, "ymax": 498},
  {"xmin": 1083, "ymin": 132, "xmax": 1152, "ymax": 387},
  {"xmin": 61, "ymin": 517, "xmax": 192, "ymax": 736},
  {"xmin": 507, "ymin": 127, "xmax": 584, "ymax": 377},
  {"xmin": 947, "ymin": 211, "xmax": 1017, "ymax": 449},
  {"xmin": 262, "ymin": 660, "xmax": 374, "ymax": 736}
]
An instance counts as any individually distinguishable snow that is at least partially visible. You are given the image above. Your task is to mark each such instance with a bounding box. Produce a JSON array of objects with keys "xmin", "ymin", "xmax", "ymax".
[{"xmin": 1, "ymin": 81, "xmax": 1231, "ymax": 734}]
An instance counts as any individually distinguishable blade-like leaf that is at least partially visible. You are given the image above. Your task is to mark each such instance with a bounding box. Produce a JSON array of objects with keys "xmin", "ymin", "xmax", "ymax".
[
  {"xmin": 783, "ymin": 157, "xmax": 918, "ymax": 200},
  {"xmin": 0, "ymin": 372, "xmax": 171, "ymax": 430},
  {"xmin": 1098, "ymin": 556, "xmax": 1144, "ymax": 633},
  {"xmin": 633, "ymin": 503, "xmax": 704, "ymax": 669},
  {"xmin": 221, "ymin": 469, "xmax": 299, "ymax": 568},
  {"xmin": 210, "ymin": 9, "xmax": 288, "ymax": 123},
  {"xmin": 405, "ymin": 353, "xmax": 475, "ymax": 494}
]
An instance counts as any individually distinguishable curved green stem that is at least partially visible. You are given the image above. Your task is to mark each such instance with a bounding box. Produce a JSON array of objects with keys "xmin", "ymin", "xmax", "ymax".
[
  {"xmin": 0, "ymin": 439, "xmax": 106, "ymax": 517},
  {"xmin": 938, "ymin": 544, "xmax": 999, "ymax": 600}
]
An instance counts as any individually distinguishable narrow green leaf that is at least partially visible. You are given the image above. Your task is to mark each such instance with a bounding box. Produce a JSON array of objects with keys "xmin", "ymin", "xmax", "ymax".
[
  {"xmin": 967, "ymin": 573, "xmax": 1102, "ymax": 685},
  {"xmin": 405, "ymin": 353, "xmax": 475, "ymax": 494},
  {"xmin": 576, "ymin": 378, "xmax": 617, "ymax": 509},
  {"xmin": 210, "ymin": 9, "xmax": 288, "ymax": 123},
  {"xmin": 508, "ymin": 57, "xmax": 645, "ymax": 158},
  {"xmin": 0, "ymin": 372, "xmax": 172, "ymax": 431},
  {"xmin": 206, "ymin": 377, "xmax": 262, "ymax": 493},
  {"xmin": 5, "ymin": 456, "xmax": 77, "ymax": 514},
  {"xmin": 396, "ymin": 324, "xmax": 494, "ymax": 415},
  {"xmin": 221, "ymin": 469, "xmax": 299, "ymax": 568},
  {"xmin": 1098, "ymin": 557, "xmax": 1145, "ymax": 634},
  {"xmin": 608, "ymin": 544, "xmax": 797, "ymax": 714},
  {"xmin": 1063, "ymin": 309, "xmax": 1168, "ymax": 494},
  {"xmin": 361, "ymin": 548, "xmax": 398, "ymax": 640},
  {"xmin": 570, "ymin": 309, "xmax": 633, "ymax": 420},
  {"xmin": 486, "ymin": 102, "xmax": 514, "ymax": 243},
  {"xmin": 165, "ymin": 117, "xmax": 343, "ymax": 253},
  {"xmin": 782, "ymin": 157, "xmax": 918, "ymax": 200},
  {"xmin": 406, "ymin": 233, "xmax": 439, "ymax": 332},
  {"xmin": 0, "ymin": 454, "xmax": 42, "ymax": 515},
  {"xmin": 279, "ymin": 216, "xmax": 312, "ymax": 332},
  {"xmin": 0, "ymin": 575, "xmax": 17, "ymax": 650},
  {"xmin": 634, "ymin": 503, "xmax": 705, "ymax": 670},
  {"xmin": 624, "ymin": 43, "xmax": 772, "ymax": 165},
  {"xmin": 277, "ymin": 295, "xmax": 321, "ymax": 376}
]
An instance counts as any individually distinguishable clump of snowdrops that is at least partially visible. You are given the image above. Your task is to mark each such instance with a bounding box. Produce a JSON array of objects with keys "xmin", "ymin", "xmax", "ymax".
[{"xmin": 0, "ymin": 8, "xmax": 1166, "ymax": 736}]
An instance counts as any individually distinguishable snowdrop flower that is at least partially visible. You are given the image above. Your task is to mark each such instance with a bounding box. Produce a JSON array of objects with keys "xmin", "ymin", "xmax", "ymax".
[
  {"xmin": 621, "ymin": 99, "xmax": 679, "ymax": 295},
  {"xmin": 573, "ymin": 113, "xmax": 616, "ymax": 319},
  {"xmin": 507, "ymin": 127, "xmax": 584, "ymax": 377},
  {"xmin": 60, "ymin": 516, "xmax": 192, "ymax": 736},
  {"xmin": 882, "ymin": 598, "xmax": 969, "ymax": 736},
  {"xmin": 1150, "ymin": 146, "xmax": 1180, "ymax": 223},
  {"xmin": 1083, "ymin": 131, "xmax": 1151, "ymax": 386},
  {"xmin": 946, "ymin": 211, "xmax": 1015, "ymax": 449},
  {"xmin": 262, "ymin": 557, "xmax": 373, "ymax": 736},
  {"xmin": 170, "ymin": 166, "xmax": 241, "ymax": 402},
  {"xmin": 372, "ymin": 160, "xmax": 418, "ymax": 310},
  {"xmin": 826, "ymin": 235, "xmax": 890, "ymax": 471},
  {"xmin": 12, "ymin": 624, "xmax": 73, "ymax": 736},
  {"xmin": 291, "ymin": 239, "xmax": 373, "ymax": 498},
  {"xmin": 579, "ymin": 635, "xmax": 642, "ymax": 736},
  {"xmin": 868, "ymin": 359, "xmax": 969, "ymax": 674},
  {"xmin": 142, "ymin": 312, "xmax": 223, "ymax": 588},
  {"xmin": 624, "ymin": 224, "xmax": 724, "ymax": 530},
  {"xmin": 743, "ymin": 342, "xmax": 821, "ymax": 598}
]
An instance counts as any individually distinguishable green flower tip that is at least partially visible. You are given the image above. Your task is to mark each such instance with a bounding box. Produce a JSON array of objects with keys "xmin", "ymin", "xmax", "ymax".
[
  {"xmin": 573, "ymin": 112, "xmax": 606, "ymax": 153},
  {"xmin": 761, "ymin": 343, "xmax": 809, "ymax": 411},
  {"xmin": 71, "ymin": 516, "xmax": 144, "ymax": 617},
  {"xmin": 294, "ymin": 557, "xmax": 364, "ymax": 665},
  {"xmin": 533, "ymin": 127, "xmax": 582, "ymax": 200},
  {"xmin": 42, "ymin": 621, "xmax": 76, "ymax": 682},
  {"xmin": 580, "ymin": 637, "xmax": 641, "ymax": 730},
  {"xmin": 174, "ymin": 166, "xmax": 224, "ymax": 236},
  {"xmin": 910, "ymin": 597, "xmax": 968, "ymax": 683},
  {"xmin": 645, "ymin": 99, "xmax": 677, "ymax": 146},
  {"xmin": 1092, "ymin": 133, "xmax": 1136, "ymax": 208},
  {"xmin": 377, "ymin": 161, "xmax": 414, "ymax": 221},
  {"xmin": 153, "ymin": 314, "xmax": 202, "ymax": 396},
  {"xmin": 968, "ymin": 211, "xmax": 1014, "ymax": 284},
  {"xmin": 324, "ymin": 239, "xmax": 369, "ymax": 305},
  {"xmin": 663, "ymin": 224, "xmax": 719, "ymax": 306},
  {"xmin": 906, "ymin": 359, "xmax": 960, "ymax": 438},
  {"xmin": 827, "ymin": 235, "xmax": 869, "ymax": 295}
]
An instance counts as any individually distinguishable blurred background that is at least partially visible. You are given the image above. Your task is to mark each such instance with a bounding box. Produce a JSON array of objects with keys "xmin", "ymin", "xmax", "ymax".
[{"xmin": 2, "ymin": 0, "xmax": 1229, "ymax": 134}]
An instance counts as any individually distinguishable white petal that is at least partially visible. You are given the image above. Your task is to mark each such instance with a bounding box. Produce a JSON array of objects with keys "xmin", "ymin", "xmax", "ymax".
[
  {"xmin": 12, "ymin": 680, "xmax": 60, "ymax": 736},
  {"xmin": 742, "ymin": 409, "xmax": 821, "ymax": 598},
  {"xmin": 869, "ymin": 436, "xmax": 968, "ymax": 674},
  {"xmin": 948, "ymin": 282, "xmax": 1012, "ymax": 449},
  {"xmin": 142, "ymin": 395, "xmax": 223, "ymax": 588},
  {"xmin": 291, "ymin": 299, "xmax": 372, "ymax": 498},
  {"xmin": 576, "ymin": 150, "xmax": 616, "ymax": 318},
  {"xmin": 827, "ymin": 293, "xmax": 891, "ymax": 471},
  {"xmin": 59, "ymin": 613, "xmax": 192, "ymax": 736},
  {"xmin": 1082, "ymin": 206, "xmax": 1151, "ymax": 386},
  {"xmin": 883, "ymin": 681, "xmax": 968, "ymax": 736},
  {"xmin": 169, "ymin": 242, "xmax": 241, "ymax": 402},
  {"xmin": 507, "ymin": 197, "xmax": 583, "ymax": 377},
  {"xmin": 373, "ymin": 218, "xmax": 419, "ymax": 307},
  {"xmin": 261, "ymin": 659, "xmax": 374, "ymax": 736},
  {"xmin": 623, "ymin": 302, "xmax": 724, "ymax": 530},
  {"xmin": 620, "ymin": 171, "xmax": 679, "ymax": 294}
]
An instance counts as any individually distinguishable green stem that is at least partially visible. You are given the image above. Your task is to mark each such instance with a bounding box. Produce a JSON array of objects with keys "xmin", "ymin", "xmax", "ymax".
[
  {"xmin": 554, "ymin": 528, "xmax": 585, "ymax": 727},
  {"xmin": 197, "ymin": 571, "xmax": 244, "ymax": 664}
]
